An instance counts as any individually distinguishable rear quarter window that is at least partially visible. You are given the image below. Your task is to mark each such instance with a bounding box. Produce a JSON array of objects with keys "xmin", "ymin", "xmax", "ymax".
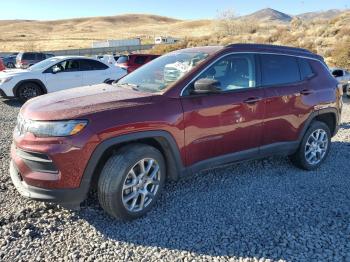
[
  {"xmin": 298, "ymin": 58, "xmax": 314, "ymax": 80},
  {"xmin": 260, "ymin": 54, "xmax": 301, "ymax": 86}
]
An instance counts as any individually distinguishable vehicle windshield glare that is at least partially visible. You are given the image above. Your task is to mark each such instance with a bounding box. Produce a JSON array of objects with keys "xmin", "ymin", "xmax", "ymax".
[
  {"xmin": 29, "ymin": 58, "xmax": 61, "ymax": 71},
  {"xmin": 116, "ymin": 51, "xmax": 209, "ymax": 92}
]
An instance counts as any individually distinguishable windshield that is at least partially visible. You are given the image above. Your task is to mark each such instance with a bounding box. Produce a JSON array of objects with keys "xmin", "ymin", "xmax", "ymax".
[
  {"xmin": 29, "ymin": 58, "xmax": 61, "ymax": 71},
  {"xmin": 116, "ymin": 51, "xmax": 209, "ymax": 92}
]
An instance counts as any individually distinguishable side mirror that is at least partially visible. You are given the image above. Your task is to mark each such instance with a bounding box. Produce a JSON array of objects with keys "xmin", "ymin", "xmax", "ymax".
[
  {"xmin": 332, "ymin": 70, "xmax": 343, "ymax": 78},
  {"xmin": 192, "ymin": 78, "xmax": 222, "ymax": 94},
  {"xmin": 52, "ymin": 66, "xmax": 61, "ymax": 74}
]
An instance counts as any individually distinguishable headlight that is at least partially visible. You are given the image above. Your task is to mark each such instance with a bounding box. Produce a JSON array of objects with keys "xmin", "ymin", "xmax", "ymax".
[
  {"xmin": 0, "ymin": 77, "xmax": 12, "ymax": 84},
  {"xmin": 16, "ymin": 115, "xmax": 88, "ymax": 137}
]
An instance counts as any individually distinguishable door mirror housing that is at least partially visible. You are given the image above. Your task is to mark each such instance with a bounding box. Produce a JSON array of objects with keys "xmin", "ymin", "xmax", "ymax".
[
  {"xmin": 192, "ymin": 78, "xmax": 222, "ymax": 94},
  {"xmin": 332, "ymin": 70, "xmax": 344, "ymax": 78},
  {"xmin": 52, "ymin": 66, "xmax": 62, "ymax": 74}
]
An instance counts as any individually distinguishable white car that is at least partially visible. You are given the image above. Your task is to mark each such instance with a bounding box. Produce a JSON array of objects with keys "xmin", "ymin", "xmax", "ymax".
[
  {"xmin": 0, "ymin": 56, "xmax": 126, "ymax": 102},
  {"xmin": 96, "ymin": 55, "xmax": 120, "ymax": 65},
  {"xmin": 330, "ymin": 68, "xmax": 350, "ymax": 92}
]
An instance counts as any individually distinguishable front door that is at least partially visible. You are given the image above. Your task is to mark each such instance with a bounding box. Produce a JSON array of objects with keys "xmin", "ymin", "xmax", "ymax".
[
  {"xmin": 180, "ymin": 53, "xmax": 265, "ymax": 166},
  {"xmin": 44, "ymin": 59, "xmax": 83, "ymax": 93}
]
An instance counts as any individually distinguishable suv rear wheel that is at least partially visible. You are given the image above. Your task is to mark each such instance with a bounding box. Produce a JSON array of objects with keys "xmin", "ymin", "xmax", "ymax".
[
  {"xmin": 17, "ymin": 82, "xmax": 43, "ymax": 102},
  {"xmin": 98, "ymin": 144, "xmax": 166, "ymax": 220},
  {"xmin": 289, "ymin": 121, "xmax": 331, "ymax": 170}
]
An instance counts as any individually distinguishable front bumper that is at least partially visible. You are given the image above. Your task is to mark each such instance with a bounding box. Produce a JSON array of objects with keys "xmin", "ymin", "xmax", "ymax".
[
  {"xmin": 0, "ymin": 82, "xmax": 15, "ymax": 98},
  {"xmin": 10, "ymin": 160, "xmax": 86, "ymax": 208},
  {"xmin": 0, "ymin": 88, "xmax": 14, "ymax": 98}
]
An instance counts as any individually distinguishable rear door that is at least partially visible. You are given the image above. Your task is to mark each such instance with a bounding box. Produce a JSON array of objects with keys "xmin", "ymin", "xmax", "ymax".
[
  {"xmin": 181, "ymin": 53, "xmax": 265, "ymax": 166},
  {"xmin": 259, "ymin": 54, "xmax": 314, "ymax": 146},
  {"xmin": 80, "ymin": 59, "xmax": 110, "ymax": 85},
  {"xmin": 43, "ymin": 59, "xmax": 83, "ymax": 92}
]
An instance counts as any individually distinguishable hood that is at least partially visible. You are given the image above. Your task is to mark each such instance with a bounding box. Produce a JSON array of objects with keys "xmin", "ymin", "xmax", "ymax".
[
  {"xmin": 21, "ymin": 84, "xmax": 157, "ymax": 120},
  {"xmin": 0, "ymin": 69, "xmax": 30, "ymax": 77}
]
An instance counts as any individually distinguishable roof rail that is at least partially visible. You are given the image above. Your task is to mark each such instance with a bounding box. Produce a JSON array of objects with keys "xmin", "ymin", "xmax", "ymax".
[{"xmin": 225, "ymin": 43, "xmax": 312, "ymax": 54}]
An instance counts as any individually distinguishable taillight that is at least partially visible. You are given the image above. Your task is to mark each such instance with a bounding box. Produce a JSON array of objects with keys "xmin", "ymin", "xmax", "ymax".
[{"xmin": 21, "ymin": 60, "xmax": 28, "ymax": 65}]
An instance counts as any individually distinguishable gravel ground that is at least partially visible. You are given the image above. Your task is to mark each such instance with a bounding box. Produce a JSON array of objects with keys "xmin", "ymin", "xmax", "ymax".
[{"xmin": 1, "ymin": 97, "xmax": 350, "ymax": 262}]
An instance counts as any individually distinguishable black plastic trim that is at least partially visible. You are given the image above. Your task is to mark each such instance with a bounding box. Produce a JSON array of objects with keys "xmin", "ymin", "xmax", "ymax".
[
  {"xmin": 10, "ymin": 161, "xmax": 83, "ymax": 208},
  {"xmin": 0, "ymin": 88, "xmax": 14, "ymax": 98},
  {"xmin": 77, "ymin": 131, "xmax": 185, "ymax": 202},
  {"xmin": 16, "ymin": 148, "xmax": 58, "ymax": 174}
]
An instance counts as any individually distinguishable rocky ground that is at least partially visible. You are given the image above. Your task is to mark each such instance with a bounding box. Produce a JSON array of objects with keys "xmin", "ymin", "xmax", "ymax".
[{"xmin": 0, "ymin": 97, "xmax": 350, "ymax": 262}]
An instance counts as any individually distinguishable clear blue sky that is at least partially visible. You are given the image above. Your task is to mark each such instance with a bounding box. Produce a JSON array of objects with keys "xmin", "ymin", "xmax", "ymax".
[{"xmin": 1, "ymin": 0, "xmax": 349, "ymax": 20}]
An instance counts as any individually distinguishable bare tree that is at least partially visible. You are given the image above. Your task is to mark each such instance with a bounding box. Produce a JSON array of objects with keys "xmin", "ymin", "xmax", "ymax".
[
  {"xmin": 216, "ymin": 9, "xmax": 237, "ymax": 36},
  {"xmin": 216, "ymin": 9, "xmax": 259, "ymax": 36}
]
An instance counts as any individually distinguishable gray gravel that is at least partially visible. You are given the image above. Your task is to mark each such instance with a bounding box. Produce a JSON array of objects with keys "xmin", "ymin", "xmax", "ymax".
[{"xmin": 1, "ymin": 97, "xmax": 350, "ymax": 262}]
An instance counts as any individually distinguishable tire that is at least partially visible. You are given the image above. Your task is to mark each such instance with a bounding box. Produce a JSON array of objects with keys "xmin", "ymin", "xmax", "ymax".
[
  {"xmin": 7, "ymin": 62, "xmax": 14, "ymax": 68},
  {"xmin": 17, "ymin": 82, "xmax": 43, "ymax": 103},
  {"xmin": 289, "ymin": 121, "xmax": 331, "ymax": 170},
  {"xmin": 98, "ymin": 144, "xmax": 166, "ymax": 220}
]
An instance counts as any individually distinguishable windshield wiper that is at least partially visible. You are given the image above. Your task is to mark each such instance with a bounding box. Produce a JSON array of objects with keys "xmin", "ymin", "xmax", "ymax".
[{"xmin": 114, "ymin": 82, "xmax": 140, "ymax": 91}]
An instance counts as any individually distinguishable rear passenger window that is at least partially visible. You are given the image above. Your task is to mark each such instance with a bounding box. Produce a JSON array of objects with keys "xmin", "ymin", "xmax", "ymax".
[
  {"xmin": 261, "ymin": 54, "xmax": 301, "ymax": 86},
  {"xmin": 134, "ymin": 56, "xmax": 147, "ymax": 65},
  {"xmin": 23, "ymin": 53, "xmax": 36, "ymax": 60},
  {"xmin": 298, "ymin": 58, "xmax": 314, "ymax": 79},
  {"xmin": 36, "ymin": 53, "xmax": 45, "ymax": 60},
  {"xmin": 80, "ymin": 59, "xmax": 108, "ymax": 70}
]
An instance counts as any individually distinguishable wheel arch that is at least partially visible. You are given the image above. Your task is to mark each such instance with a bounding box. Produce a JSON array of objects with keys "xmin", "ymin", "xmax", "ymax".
[
  {"xmin": 80, "ymin": 131, "xmax": 185, "ymax": 199},
  {"xmin": 299, "ymin": 108, "xmax": 339, "ymax": 141},
  {"xmin": 13, "ymin": 79, "xmax": 48, "ymax": 97}
]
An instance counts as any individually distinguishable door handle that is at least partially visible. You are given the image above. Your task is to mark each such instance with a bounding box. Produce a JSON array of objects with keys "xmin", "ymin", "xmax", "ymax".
[
  {"xmin": 300, "ymin": 89, "xmax": 314, "ymax": 95},
  {"xmin": 243, "ymin": 97, "xmax": 262, "ymax": 104}
]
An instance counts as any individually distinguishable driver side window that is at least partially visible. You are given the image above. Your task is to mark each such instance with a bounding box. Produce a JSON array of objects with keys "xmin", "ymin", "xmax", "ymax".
[
  {"xmin": 192, "ymin": 54, "xmax": 256, "ymax": 92},
  {"xmin": 51, "ymin": 59, "xmax": 80, "ymax": 73}
]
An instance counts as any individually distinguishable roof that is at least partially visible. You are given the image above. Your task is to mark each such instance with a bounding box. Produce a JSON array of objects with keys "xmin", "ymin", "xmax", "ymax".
[
  {"xmin": 53, "ymin": 56, "xmax": 95, "ymax": 60},
  {"xmin": 225, "ymin": 43, "xmax": 323, "ymax": 61},
  {"xmin": 173, "ymin": 46, "xmax": 224, "ymax": 55}
]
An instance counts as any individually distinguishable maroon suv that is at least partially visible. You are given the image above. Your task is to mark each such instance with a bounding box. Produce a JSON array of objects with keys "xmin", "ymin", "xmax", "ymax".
[
  {"xmin": 116, "ymin": 54, "xmax": 160, "ymax": 73},
  {"xmin": 10, "ymin": 44, "xmax": 342, "ymax": 220}
]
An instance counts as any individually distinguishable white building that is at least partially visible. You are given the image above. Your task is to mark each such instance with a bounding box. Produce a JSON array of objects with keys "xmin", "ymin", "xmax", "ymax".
[
  {"xmin": 154, "ymin": 36, "xmax": 180, "ymax": 45},
  {"xmin": 92, "ymin": 39, "xmax": 141, "ymax": 48}
]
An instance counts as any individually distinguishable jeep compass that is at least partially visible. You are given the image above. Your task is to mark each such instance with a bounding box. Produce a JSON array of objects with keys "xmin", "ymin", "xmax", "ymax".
[{"xmin": 10, "ymin": 44, "xmax": 342, "ymax": 220}]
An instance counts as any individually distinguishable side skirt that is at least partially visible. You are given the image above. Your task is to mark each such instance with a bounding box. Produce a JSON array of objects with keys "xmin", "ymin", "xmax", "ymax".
[{"xmin": 184, "ymin": 141, "xmax": 299, "ymax": 176}]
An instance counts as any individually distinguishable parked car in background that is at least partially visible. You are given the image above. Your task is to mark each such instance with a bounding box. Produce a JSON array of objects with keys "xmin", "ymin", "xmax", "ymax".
[
  {"xmin": 98, "ymin": 54, "xmax": 120, "ymax": 65},
  {"xmin": 0, "ymin": 56, "xmax": 126, "ymax": 101},
  {"xmin": 16, "ymin": 52, "xmax": 55, "ymax": 69},
  {"xmin": 9, "ymin": 44, "xmax": 342, "ymax": 220},
  {"xmin": 2, "ymin": 55, "xmax": 17, "ymax": 68},
  {"xmin": 330, "ymin": 68, "xmax": 350, "ymax": 92},
  {"xmin": 0, "ymin": 59, "xmax": 5, "ymax": 71},
  {"xmin": 346, "ymin": 81, "xmax": 350, "ymax": 98},
  {"xmin": 116, "ymin": 54, "xmax": 160, "ymax": 73}
]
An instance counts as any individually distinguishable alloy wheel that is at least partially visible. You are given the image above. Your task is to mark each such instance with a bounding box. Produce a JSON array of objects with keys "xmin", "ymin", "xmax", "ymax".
[
  {"xmin": 19, "ymin": 86, "xmax": 39, "ymax": 100},
  {"xmin": 122, "ymin": 158, "xmax": 161, "ymax": 213},
  {"xmin": 304, "ymin": 129, "xmax": 328, "ymax": 165}
]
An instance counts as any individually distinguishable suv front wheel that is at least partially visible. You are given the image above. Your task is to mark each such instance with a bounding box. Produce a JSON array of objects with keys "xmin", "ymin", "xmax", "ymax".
[
  {"xmin": 98, "ymin": 144, "xmax": 166, "ymax": 220},
  {"xmin": 289, "ymin": 121, "xmax": 331, "ymax": 170}
]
